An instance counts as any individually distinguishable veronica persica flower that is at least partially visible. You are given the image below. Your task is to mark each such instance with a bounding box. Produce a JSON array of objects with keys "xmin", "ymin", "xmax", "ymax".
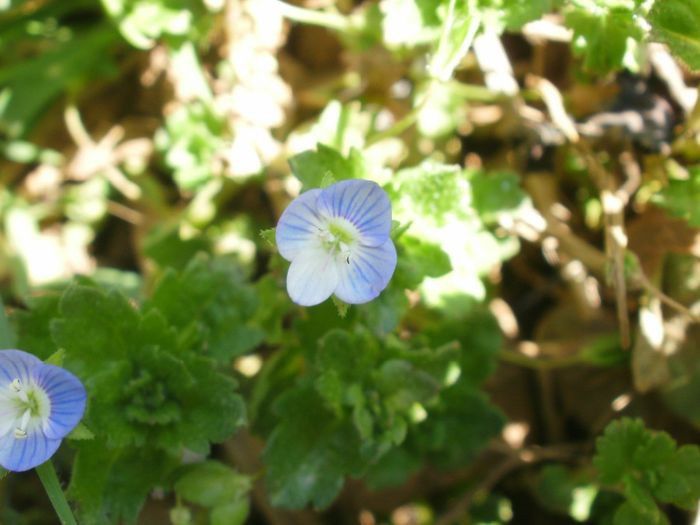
[
  {"xmin": 276, "ymin": 179, "xmax": 397, "ymax": 306},
  {"xmin": 0, "ymin": 350, "xmax": 86, "ymax": 472}
]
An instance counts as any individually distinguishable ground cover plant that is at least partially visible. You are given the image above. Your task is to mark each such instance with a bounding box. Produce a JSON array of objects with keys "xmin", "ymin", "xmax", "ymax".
[{"xmin": 0, "ymin": 0, "xmax": 699, "ymax": 523}]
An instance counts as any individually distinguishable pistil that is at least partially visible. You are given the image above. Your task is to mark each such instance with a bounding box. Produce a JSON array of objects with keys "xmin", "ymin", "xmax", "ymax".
[
  {"xmin": 319, "ymin": 220, "xmax": 358, "ymax": 264},
  {"xmin": 4, "ymin": 377, "xmax": 48, "ymax": 440}
]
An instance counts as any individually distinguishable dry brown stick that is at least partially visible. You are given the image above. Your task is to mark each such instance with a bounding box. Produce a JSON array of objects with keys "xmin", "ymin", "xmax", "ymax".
[
  {"xmin": 434, "ymin": 442, "xmax": 590, "ymax": 525},
  {"xmin": 601, "ymin": 187, "xmax": 631, "ymax": 348},
  {"xmin": 528, "ymin": 75, "xmax": 634, "ymax": 347},
  {"xmin": 434, "ymin": 457, "xmax": 520, "ymax": 525},
  {"xmin": 636, "ymin": 272, "xmax": 700, "ymax": 323}
]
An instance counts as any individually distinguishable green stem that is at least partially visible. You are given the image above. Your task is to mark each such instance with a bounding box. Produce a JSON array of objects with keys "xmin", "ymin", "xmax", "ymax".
[
  {"xmin": 365, "ymin": 83, "xmax": 436, "ymax": 146},
  {"xmin": 36, "ymin": 461, "xmax": 78, "ymax": 525},
  {"xmin": 267, "ymin": 0, "xmax": 353, "ymax": 33}
]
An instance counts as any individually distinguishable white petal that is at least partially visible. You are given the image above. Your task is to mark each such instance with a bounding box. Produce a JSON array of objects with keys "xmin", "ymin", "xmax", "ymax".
[
  {"xmin": 276, "ymin": 189, "xmax": 323, "ymax": 260},
  {"xmin": 334, "ymin": 239, "xmax": 397, "ymax": 304},
  {"xmin": 0, "ymin": 399, "xmax": 17, "ymax": 437},
  {"xmin": 286, "ymin": 246, "xmax": 339, "ymax": 306}
]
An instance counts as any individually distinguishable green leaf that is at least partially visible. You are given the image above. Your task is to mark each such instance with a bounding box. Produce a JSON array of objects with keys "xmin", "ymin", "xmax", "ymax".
[
  {"xmin": 594, "ymin": 418, "xmax": 700, "ymax": 515},
  {"xmin": 564, "ymin": 0, "xmax": 645, "ymax": 73},
  {"xmin": 395, "ymin": 235, "xmax": 452, "ymax": 289},
  {"xmin": 623, "ymin": 475, "xmax": 657, "ymax": 514},
  {"xmin": 44, "ymin": 348, "xmax": 65, "ymax": 367},
  {"xmin": 331, "ymin": 296, "xmax": 350, "ymax": 318},
  {"xmin": 580, "ymin": 333, "xmax": 627, "ymax": 367},
  {"xmin": 263, "ymin": 385, "xmax": 364, "ymax": 509},
  {"xmin": 155, "ymin": 101, "xmax": 226, "ymax": 190},
  {"xmin": 0, "ymin": 295, "xmax": 16, "ymax": 347},
  {"xmin": 412, "ymin": 384, "xmax": 505, "ymax": 467},
  {"xmin": 648, "ymin": 0, "xmax": 700, "ymax": 70},
  {"xmin": 52, "ymin": 284, "xmax": 246, "ymax": 452},
  {"xmin": 69, "ymin": 441, "xmax": 118, "ymax": 523},
  {"xmin": 423, "ymin": 308, "xmax": 502, "ymax": 387},
  {"xmin": 388, "ymin": 162, "xmax": 524, "ymax": 311},
  {"xmin": 70, "ymin": 429, "xmax": 203, "ymax": 524},
  {"xmin": 211, "ymin": 500, "xmax": 250, "ymax": 525},
  {"xmin": 471, "ymin": 171, "xmax": 528, "ymax": 224},
  {"xmin": 376, "ymin": 359, "xmax": 441, "ymax": 411},
  {"xmin": 534, "ymin": 464, "xmax": 600, "ymax": 521},
  {"xmin": 316, "ymin": 330, "xmax": 379, "ymax": 386},
  {"xmin": 478, "ymin": 0, "xmax": 553, "ymax": 32},
  {"xmin": 67, "ymin": 422, "xmax": 95, "ymax": 441},
  {"xmin": 388, "ymin": 161, "xmax": 471, "ymax": 225},
  {"xmin": 654, "ymin": 445, "xmax": 700, "ymax": 509},
  {"xmin": 651, "ymin": 167, "xmax": 700, "ymax": 226},
  {"xmin": 363, "ymin": 447, "xmax": 422, "ymax": 490},
  {"xmin": 252, "ymin": 275, "xmax": 294, "ymax": 345},
  {"xmin": 356, "ymin": 284, "xmax": 409, "ymax": 336},
  {"xmin": 51, "ymin": 285, "xmax": 141, "ymax": 372},
  {"xmin": 143, "ymin": 225, "xmax": 212, "ymax": 271},
  {"xmin": 612, "ymin": 501, "xmax": 667, "ymax": 525},
  {"xmin": 146, "ymin": 254, "xmax": 263, "ymax": 362},
  {"xmin": 594, "ymin": 418, "xmax": 655, "ymax": 484},
  {"xmin": 259, "ymin": 228, "xmax": 276, "ymax": 248},
  {"xmin": 174, "ymin": 461, "xmax": 251, "ymax": 508},
  {"xmin": 288, "ymin": 144, "xmax": 367, "ymax": 190},
  {"xmin": 9, "ymin": 293, "xmax": 60, "ymax": 360},
  {"xmin": 102, "ymin": 0, "xmax": 206, "ymax": 49},
  {"xmin": 0, "ymin": 26, "xmax": 118, "ymax": 138},
  {"xmin": 535, "ymin": 465, "xmax": 577, "ymax": 516}
]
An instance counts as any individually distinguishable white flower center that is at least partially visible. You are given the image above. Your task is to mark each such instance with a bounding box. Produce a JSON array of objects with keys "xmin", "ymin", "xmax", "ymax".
[
  {"xmin": 0, "ymin": 378, "xmax": 51, "ymax": 440},
  {"xmin": 317, "ymin": 218, "xmax": 359, "ymax": 264}
]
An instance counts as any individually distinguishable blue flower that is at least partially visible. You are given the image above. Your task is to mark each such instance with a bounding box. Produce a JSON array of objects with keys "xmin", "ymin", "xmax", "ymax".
[
  {"xmin": 276, "ymin": 179, "xmax": 397, "ymax": 306},
  {"xmin": 0, "ymin": 350, "xmax": 86, "ymax": 472}
]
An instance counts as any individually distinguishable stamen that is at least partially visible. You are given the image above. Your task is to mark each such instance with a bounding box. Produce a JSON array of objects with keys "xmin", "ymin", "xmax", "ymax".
[
  {"xmin": 13, "ymin": 428, "xmax": 27, "ymax": 439},
  {"xmin": 319, "ymin": 230, "xmax": 335, "ymax": 243},
  {"xmin": 10, "ymin": 378, "xmax": 21, "ymax": 392},
  {"xmin": 339, "ymin": 242, "xmax": 351, "ymax": 264}
]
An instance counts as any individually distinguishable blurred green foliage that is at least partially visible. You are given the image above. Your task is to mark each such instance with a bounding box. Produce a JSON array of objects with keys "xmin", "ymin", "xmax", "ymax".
[{"xmin": 1, "ymin": 0, "xmax": 699, "ymax": 523}]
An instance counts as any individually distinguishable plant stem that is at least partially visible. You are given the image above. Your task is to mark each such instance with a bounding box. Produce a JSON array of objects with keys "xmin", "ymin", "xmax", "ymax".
[
  {"xmin": 36, "ymin": 461, "xmax": 78, "ymax": 525},
  {"xmin": 365, "ymin": 83, "xmax": 436, "ymax": 146},
  {"xmin": 266, "ymin": 0, "xmax": 353, "ymax": 33}
]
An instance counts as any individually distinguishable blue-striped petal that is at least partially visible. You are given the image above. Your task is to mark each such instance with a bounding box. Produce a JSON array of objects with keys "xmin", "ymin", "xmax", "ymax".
[
  {"xmin": 317, "ymin": 180, "xmax": 392, "ymax": 247},
  {"xmin": 334, "ymin": 238, "xmax": 397, "ymax": 304},
  {"xmin": 0, "ymin": 350, "xmax": 41, "ymax": 384},
  {"xmin": 0, "ymin": 428, "xmax": 61, "ymax": 472},
  {"xmin": 276, "ymin": 189, "xmax": 324, "ymax": 261},
  {"xmin": 35, "ymin": 364, "xmax": 87, "ymax": 440},
  {"xmin": 286, "ymin": 245, "xmax": 340, "ymax": 306}
]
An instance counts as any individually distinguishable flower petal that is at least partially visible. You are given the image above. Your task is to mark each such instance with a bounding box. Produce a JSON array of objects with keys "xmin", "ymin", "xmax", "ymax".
[
  {"xmin": 276, "ymin": 189, "xmax": 323, "ymax": 261},
  {"xmin": 35, "ymin": 364, "xmax": 87, "ymax": 440},
  {"xmin": 286, "ymin": 245, "xmax": 339, "ymax": 306},
  {"xmin": 0, "ymin": 400, "xmax": 16, "ymax": 437},
  {"xmin": 0, "ymin": 429, "xmax": 61, "ymax": 472},
  {"xmin": 0, "ymin": 350, "xmax": 42, "ymax": 385},
  {"xmin": 317, "ymin": 180, "xmax": 392, "ymax": 246},
  {"xmin": 334, "ymin": 239, "xmax": 397, "ymax": 304}
]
